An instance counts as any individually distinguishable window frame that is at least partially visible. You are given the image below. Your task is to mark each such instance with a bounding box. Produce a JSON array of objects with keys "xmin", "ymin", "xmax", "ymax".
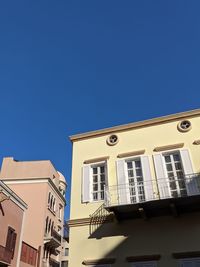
[
  {"xmin": 124, "ymin": 156, "xmax": 145, "ymax": 204},
  {"xmin": 90, "ymin": 161, "xmax": 107, "ymax": 202},
  {"xmin": 162, "ymin": 150, "xmax": 187, "ymax": 198}
]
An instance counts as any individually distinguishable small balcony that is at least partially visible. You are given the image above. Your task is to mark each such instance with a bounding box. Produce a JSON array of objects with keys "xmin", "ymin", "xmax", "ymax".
[
  {"xmin": 104, "ymin": 173, "xmax": 200, "ymax": 220},
  {"xmin": 0, "ymin": 245, "xmax": 12, "ymax": 265},
  {"xmin": 49, "ymin": 258, "xmax": 60, "ymax": 267},
  {"xmin": 44, "ymin": 229, "xmax": 61, "ymax": 248}
]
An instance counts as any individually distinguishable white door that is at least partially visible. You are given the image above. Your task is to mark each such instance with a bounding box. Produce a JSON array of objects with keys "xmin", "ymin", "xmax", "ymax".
[
  {"xmin": 163, "ymin": 152, "xmax": 187, "ymax": 198},
  {"xmin": 126, "ymin": 158, "xmax": 146, "ymax": 203}
]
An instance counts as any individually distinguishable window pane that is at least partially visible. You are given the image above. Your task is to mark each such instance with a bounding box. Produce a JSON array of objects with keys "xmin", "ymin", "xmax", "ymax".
[
  {"xmin": 93, "ymin": 168, "xmax": 97, "ymax": 174},
  {"xmin": 127, "ymin": 161, "xmax": 133, "ymax": 169}
]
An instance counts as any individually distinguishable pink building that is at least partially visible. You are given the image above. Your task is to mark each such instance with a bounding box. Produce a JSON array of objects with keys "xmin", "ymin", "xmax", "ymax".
[
  {"xmin": 1, "ymin": 157, "xmax": 67, "ymax": 267},
  {"xmin": 0, "ymin": 180, "xmax": 27, "ymax": 267}
]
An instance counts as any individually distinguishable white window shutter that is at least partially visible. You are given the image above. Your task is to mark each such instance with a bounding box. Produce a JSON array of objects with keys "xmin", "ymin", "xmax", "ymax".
[
  {"xmin": 153, "ymin": 154, "xmax": 170, "ymax": 199},
  {"xmin": 180, "ymin": 149, "xmax": 199, "ymax": 196},
  {"xmin": 140, "ymin": 156, "xmax": 154, "ymax": 201},
  {"xmin": 82, "ymin": 165, "xmax": 91, "ymax": 203},
  {"xmin": 116, "ymin": 160, "xmax": 130, "ymax": 205}
]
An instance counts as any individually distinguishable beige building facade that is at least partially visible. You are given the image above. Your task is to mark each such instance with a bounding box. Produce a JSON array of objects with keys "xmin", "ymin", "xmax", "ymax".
[
  {"xmin": 68, "ymin": 109, "xmax": 200, "ymax": 267},
  {"xmin": 0, "ymin": 180, "xmax": 27, "ymax": 267},
  {"xmin": 1, "ymin": 158, "xmax": 67, "ymax": 267}
]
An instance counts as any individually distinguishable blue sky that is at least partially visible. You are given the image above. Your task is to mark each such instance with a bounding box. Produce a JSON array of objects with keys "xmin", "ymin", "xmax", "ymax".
[{"xmin": 0, "ymin": 1, "xmax": 200, "ymax": 218}]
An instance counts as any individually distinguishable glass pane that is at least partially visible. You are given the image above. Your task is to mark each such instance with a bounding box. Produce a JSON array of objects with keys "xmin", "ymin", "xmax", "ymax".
[
  {"xmin": 100, "ymin": 184, "xmax": 105, "ymax": 190},
  {"xmin": 165, "ymin": 155, "xmax": 171, "ymax": 163},
  {"xmin": 135, "ymin": 160, "xmax": 141, "ymax": 168},
  {"xmin": 100, "ymin": 166, "xmax": 105, "ymax": 173},
  {"xmin": 93, "ymin": 184, "xmax": 98, "ymax": 191},
  {"xmin": 166, "ymin": 164, "xmax": 173, "ymax": 172},
  {"xmin": 93, "ymin": 193, "xmax": 98, "ymax": 200},
  {"xmin": 173, "ymin": 154, "xmax": 180, "ymax": 161},
  {"xmin": 100, "ymin": 174, "xmax": 105, "ymax": 181},
  {"xmin": 93, "ymin": 176, "xmax": 98, "ymax": 183},
  {"xmin": 93, "ymin": 167, "xmax": 97, "ymax": 174},
  {"xmin": 175, "ymin": 162, "xmax": 182, "ymax": 170},
  {"xmin": 136, "ymin": 169, "xmax": 142, "ymax": 176},
  {"xmin": 128, "ymin": 170, "xmax": 134, "ymax": 177},
  {"xmin": 127, "ymin": 161, "xmax": 133, "ymax": 169},
  {"xmin": 169, "ymin": 181, "xmax": 176, "ymax": 190}
]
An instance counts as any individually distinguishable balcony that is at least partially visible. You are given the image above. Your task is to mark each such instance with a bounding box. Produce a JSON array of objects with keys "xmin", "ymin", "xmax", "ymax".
[
  {"xmin": 49, "ymin": 258, "xmax": 60, "ymax": 267},
  {"xmin": 44, "ymin": 229, "xmax": 61, "ymax": 249},
  {"xmin": 0, "ymin": 245, "xmax": 12, "ymax": 265},
  {"xmin": 104, "ymin": 173, "xmax": 200, "ymax": 220}
]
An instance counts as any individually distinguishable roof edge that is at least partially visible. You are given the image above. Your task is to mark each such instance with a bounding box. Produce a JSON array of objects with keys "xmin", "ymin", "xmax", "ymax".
[{"xmin": 69, "ymin": 109, "xmax": 200, "ymax": 142}]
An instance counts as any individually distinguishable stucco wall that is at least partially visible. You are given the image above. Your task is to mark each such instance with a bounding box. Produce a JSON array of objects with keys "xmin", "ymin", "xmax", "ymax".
[
  {"xmin": 0, "ymin": 196, "xmax": 24, "ymax": 267},
  {"xmin": 70, "ymin": 116, "xmax": 200, "ymax": 219},
  {"xmin": 69, "ymin": 212, "xmax": 200, "ymax": 267},
  {"xmin": 69, "ymin": 113, "xmax": 200, "ymax": 267}
]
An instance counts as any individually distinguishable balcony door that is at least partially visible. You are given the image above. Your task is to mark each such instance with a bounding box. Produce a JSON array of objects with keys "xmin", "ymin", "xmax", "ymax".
[
  {"xmin": 163, "ymin": 152, "xmax": 187, "ymax": 198},
  {"xmin": 126, "ymin": 159, "xmax": 145, "ymax": 203}
]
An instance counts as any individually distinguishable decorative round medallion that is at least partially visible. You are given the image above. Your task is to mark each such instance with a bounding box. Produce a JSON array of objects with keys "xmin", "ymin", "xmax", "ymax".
[
  {"xmin": 107, "ymin": 134, "xmax": 119, "ymax": 146},
  {"xmin": 177, "ymin": 120, "xmax": 192, "ymax": 132}
]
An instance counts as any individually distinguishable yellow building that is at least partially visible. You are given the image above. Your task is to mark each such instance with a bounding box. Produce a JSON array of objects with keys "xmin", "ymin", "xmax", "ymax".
[{"xmin": 68, "ymin": 109, "xmax": 200, "ymax": 267}]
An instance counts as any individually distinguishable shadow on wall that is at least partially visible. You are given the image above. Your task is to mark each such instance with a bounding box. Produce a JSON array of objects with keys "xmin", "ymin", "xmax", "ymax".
[{"xmin": 86, "ymin": 211, "xmax": 200, "ymax": 266}]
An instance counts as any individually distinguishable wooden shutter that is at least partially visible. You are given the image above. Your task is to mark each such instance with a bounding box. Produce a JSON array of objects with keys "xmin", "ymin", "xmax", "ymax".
[
  {"xmin": 141, "ymin": 156, "xmax": 154, "ymax": 201},
  {"xmin": 11, "ymin": 232, "xmax": 17, "ymax": 259},
  {"xmin": 116, "ymin": 160, "xmax": 130, "ymax": 205},
  {"xmin": 180, "ymin": 149, "xmax": 199, "ymax": 196},
  {"xmin": 82, "ymin": 165, "xmax": 91, "ymax": 203},
  {"xmin": 153, "ymin": 154, "xmax": 170, "ymax": 199}
]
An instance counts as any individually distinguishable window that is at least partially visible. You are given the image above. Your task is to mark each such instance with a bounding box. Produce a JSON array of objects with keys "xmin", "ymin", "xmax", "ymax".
[
  {"xmin": 92, "ymin": 164, "xmax": 106, "ymax": 201},
  {"xmin": 6, "ymin": 227, "xmax": 17, "ymax": 259},
  {"xmin": 82, "ymin": 162, "xmax": 107, "ymax": 203},
  {"xmin": 115, "ymin": 156, "xmax": 154, "ymax": 205},
  {"xmin": 163, "ymin": 152, "xmax": 187, "ymax": 198},
  {"xmin": 126, "ymin": 158, "xmax": 145, "ymax": 203},
  {"xmin": 64, "ymin": 248, "xmax": 69, "ymax": 256},
  {"xmin": 153, "ymin": 149, "xmax": 199, "ymax": 199},
  {"xmin": 59, "ymin": 205, "xmax": 62, "ymax": 220},
  {"xmin": 180, "ymin": 258, "xmax": 200, "ymax": 267},
  {"xmin": 20, "ymin": 242, "xmax": 37, "ymax": 266},
  {"xmin": 132, "ymin": 261, "xmax": 157, "ymax": 267}
]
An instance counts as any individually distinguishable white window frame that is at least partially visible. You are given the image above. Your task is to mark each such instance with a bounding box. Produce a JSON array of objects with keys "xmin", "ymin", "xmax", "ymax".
[
  {"xmin": 179, "ymin": 257, "xmax": 200, "ymax": 267},
  {"xmin": 162, "ymin": 150, "xmax": 186, "ymax": 198},
  {"xmin": 90, "ymin": 162, "xmax": 107, "ymax": 202},
  {"xmin": 124, "ymin": 157, "xmax": 145, "ymax": 204}
]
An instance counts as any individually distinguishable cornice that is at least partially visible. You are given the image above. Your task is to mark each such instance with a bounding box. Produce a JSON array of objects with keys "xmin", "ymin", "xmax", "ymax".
[
  {"xmin": 69, "ymin": 109, "xmax": 200, "ymax": 142},
  {"xmin": 153, "ymin": 143, "xmax": 184, "ymax": 152}
]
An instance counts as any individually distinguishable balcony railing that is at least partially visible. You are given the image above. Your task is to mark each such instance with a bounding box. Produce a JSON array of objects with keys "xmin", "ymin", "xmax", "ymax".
[
  {"xmin": 51, "ymin": 230, "xmax": 61, "ymax": 243},
  {"xmin": 49, "ymin": 257, "xmax": 60, "ymax": 267},
  {"xmin": 105, "ymin": 173, "xmax": 200, "ymax": 207},
  {"xmin": 0, "ymin": 245, "xmax": 12, "ymax": 264}
]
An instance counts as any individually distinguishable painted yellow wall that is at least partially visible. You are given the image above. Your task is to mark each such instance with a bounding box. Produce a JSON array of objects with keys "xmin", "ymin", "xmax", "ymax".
[
  {"xmin": 69, "ymin": 112, "xmax": 200, "ymax": 267},
  {"xmin": 70, "ymin": 116, "xmax": 200, "ymax": 219}
]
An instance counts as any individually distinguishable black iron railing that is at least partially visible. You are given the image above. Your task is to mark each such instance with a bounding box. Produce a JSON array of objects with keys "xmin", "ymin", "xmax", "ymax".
[{"xmin": 104, "ymin": 173, "xmax": 200, "ymax": 207}]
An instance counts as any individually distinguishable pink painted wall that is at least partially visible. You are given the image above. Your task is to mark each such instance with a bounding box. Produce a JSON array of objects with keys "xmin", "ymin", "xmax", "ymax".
[{"xmin": 0, "ymin": 195, "xmax": 24, "ymax": 267}]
